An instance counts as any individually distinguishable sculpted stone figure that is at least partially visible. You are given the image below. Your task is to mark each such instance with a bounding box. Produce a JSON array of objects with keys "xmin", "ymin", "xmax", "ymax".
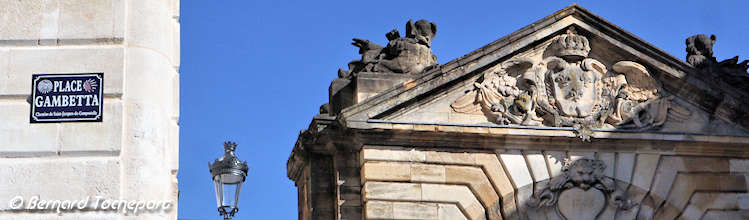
[
  {"xmin": 686, "ymin": 34, "xmax": 717, "ymax": 68},
  {"xmin": 338, "ymin": 19, "xmax": 438, "ymax": 77},
  {"xmin": 452, "ymin": 27, "xmax": 691, "ymax": 140},
  {"xmin": 685, "ymin": 34, "xmax": 749, "ymax": 91}
]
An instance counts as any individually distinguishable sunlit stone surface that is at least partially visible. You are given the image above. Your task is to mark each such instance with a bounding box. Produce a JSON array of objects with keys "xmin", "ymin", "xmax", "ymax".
[
  {"xmin": 0, "ymin": 1, "xmax": 180, "ymax": 219},
  {"xmin": 288, "ymin": 4, "xmax": 749, "ymax": 220}
]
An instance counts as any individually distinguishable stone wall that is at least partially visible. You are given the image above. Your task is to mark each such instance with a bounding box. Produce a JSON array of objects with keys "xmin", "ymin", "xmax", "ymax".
[
  {"xmin": 360, "ymin": 146, "xmax": 749, "ymax": 220},
  {"xmin": 288, "ymin": 119, "xmax": 749, "ymax": 220},
  {"xmin": 0, "ymin": 0, "xmax": 180, "ymax": 219}
]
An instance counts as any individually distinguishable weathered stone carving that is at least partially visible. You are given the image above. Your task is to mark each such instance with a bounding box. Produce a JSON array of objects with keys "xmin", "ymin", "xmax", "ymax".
[
  {"xmin": 686, "ymin": 34, "xmax": 749, "ymax": 91},
  {"xmin": 451, "ymin": 57, "xmax": 543, "ymax": 126},
  {"xmin": 527, "ymin": 158, "xmax": 636, "ymax": 220},
  {"xmin": 338, "ymin": 19, "xmax": 438, "ymax": 78},
  {"xmin": 451, "ymin": 27, "xmax": 690, "ymax": 140},
  {"xmin": 686, "ymin": 34, "xmax": 717, "ymax": 69}
]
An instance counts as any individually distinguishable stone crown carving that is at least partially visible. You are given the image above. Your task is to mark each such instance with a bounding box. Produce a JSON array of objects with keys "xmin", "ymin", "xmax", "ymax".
[
  {"xmin": 549, "ymin": 27, "xmax": 591, "ymax": 59},
  {"xmin": 451, "ymin": 27, "xmax": 691, "ymax": 140}
]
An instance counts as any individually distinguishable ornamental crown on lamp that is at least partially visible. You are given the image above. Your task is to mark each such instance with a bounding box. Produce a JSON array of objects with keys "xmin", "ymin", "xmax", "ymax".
[{"xmin": 209, "ymin": 142, "xmax": 249, "ymax": 178}]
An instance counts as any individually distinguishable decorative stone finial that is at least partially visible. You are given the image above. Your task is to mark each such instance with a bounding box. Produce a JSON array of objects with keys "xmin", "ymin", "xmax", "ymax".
[{"xmin": 550, "ymin": 26, "xmax": 591, "ymax": 60}]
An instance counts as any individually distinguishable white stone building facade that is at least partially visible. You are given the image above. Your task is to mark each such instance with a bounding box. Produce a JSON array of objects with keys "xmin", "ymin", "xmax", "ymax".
[
  {"xmin": 0, "ymin": 1, "xmax": 180, "ymax": 219},
  {"xmin": 288, "ymin": 5, "xmax": 749, "ymax": 220}
]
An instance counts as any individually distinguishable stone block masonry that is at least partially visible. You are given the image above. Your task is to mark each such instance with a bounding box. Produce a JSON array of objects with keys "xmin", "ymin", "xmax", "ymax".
[
  {"xmin": 359, "ymin": 146, "xmax": 749, "ymax": 220},
  {"xmin": 0, "ymin": 0, "xmax": 180, "ymax": 219}
]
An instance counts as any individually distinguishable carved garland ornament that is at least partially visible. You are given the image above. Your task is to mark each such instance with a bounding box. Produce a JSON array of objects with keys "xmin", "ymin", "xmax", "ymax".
[{"xmin": 451, "ymin": 27, "xmax": 690, "ymax": 140}]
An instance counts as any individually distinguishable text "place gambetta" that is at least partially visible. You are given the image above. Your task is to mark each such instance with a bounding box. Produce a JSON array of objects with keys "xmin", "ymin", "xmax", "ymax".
[{"xmin": 30, "ymin": 73, "xmax": 103, "ymax": 123}]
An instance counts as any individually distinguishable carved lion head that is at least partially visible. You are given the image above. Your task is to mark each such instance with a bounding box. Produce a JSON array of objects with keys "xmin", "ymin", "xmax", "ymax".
[{"xmin": 566, "ymin": 159, "xmax": 606, "ymax": 190}]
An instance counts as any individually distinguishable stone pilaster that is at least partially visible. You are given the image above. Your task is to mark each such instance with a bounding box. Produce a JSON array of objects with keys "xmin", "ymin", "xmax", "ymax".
[{"xmin": 0, "ymin": 0, "xmax": 180, "ymax": 219}]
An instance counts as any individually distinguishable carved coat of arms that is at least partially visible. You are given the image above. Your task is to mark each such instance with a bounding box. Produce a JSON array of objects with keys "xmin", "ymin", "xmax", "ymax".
[{"xmin": 451, "ymin": 27, "xmax": 690, "ymax": 140}]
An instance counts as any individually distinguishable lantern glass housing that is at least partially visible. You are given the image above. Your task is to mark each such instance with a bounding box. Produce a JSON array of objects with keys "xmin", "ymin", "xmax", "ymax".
[{"xmin": 209, "ymin": 142, "xmax": 248, "ymax": 219}]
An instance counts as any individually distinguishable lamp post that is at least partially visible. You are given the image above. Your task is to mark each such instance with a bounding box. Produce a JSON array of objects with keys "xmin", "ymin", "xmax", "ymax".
[{"xmin": 209, "ymin": 141, "xmax": 249, "ymax": 220}]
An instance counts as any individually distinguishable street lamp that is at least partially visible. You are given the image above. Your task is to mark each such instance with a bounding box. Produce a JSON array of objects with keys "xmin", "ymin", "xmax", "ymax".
[{"xmin": 209, "ymin": 141, "xmax": 249, "ymax": 220}]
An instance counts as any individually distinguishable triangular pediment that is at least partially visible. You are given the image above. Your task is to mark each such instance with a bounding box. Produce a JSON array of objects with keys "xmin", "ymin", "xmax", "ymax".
[{"xmin": 338, "ymin": 5, "xmax": 749, "ymax": 138}]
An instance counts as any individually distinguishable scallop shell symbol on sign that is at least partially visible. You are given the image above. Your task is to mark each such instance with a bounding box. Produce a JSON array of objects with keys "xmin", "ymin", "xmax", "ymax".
[
  {"xmin": 37, "ymin": 80, "xmax": 53, "ymax": 94},
  {"xmin": 83, "ymin": 79, "xmax": 98, "ymax": 92}
]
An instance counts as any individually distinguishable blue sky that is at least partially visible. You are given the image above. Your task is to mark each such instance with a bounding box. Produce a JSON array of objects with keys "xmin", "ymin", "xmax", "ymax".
[{"xmin": 178, "ymin": 1, "xmax": 748, "ymax": 219}]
